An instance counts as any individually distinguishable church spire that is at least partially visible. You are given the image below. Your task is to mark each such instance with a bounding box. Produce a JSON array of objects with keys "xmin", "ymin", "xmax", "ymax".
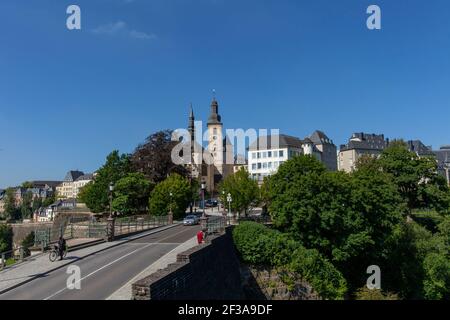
[
  {"xmin": 188, "ymin": 103, "xmax": 195, "ymax": 133},
  {"xmin": 207, "ymin": 93, "xmax": 222, "ymax": 126}
]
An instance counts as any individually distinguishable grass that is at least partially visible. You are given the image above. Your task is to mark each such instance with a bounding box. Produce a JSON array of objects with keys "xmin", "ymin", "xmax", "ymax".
[{"xmin": 5, "ymin": 258, "xmax": 16, "ymax": 266}]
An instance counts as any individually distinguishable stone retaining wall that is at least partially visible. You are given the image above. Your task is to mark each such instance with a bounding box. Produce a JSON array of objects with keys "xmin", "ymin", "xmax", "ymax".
[{"xmin": 132, "ymin": 226, "xmax": 244, "ymax": 300}]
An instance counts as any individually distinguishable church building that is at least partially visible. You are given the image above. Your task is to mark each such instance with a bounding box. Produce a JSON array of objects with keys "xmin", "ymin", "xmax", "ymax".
[{"xmin": 186, "ymin": 97, "xmax": 233, "ymax": 195}]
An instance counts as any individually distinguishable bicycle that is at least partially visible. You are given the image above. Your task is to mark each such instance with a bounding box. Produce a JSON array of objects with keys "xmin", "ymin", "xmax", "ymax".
[{"xmin": 48, "ymin": 245, "xmax": 68, "ymax": 262}]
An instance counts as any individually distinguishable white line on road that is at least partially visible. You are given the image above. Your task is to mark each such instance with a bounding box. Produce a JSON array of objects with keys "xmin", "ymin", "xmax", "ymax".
[{"xmin": 43, "ymin": 226, "xmax": 193, "ymax": 300}]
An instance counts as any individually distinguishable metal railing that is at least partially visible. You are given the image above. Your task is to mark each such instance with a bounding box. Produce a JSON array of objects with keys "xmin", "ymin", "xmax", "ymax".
[
  {"xmin": 205, "ymin": 216, "xmax": 227, "ymax": 235},
  {"xmin": 114, "ymin": 215, "xmax": 169, "ymax": 236},
  {"xmin": 0, "ymin": 245, "xmax": 40, "ymax": 271}
]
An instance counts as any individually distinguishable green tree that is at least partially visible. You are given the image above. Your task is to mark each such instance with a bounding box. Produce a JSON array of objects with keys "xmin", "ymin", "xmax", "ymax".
[
  {"xmin": 131, "ymin": 130, "xmax": 188, "ymax": 183},
  {"xmin": 379, "ymin": 141, "xmax": 450, "ymax": 215},
  {"xmin": 233, "ymin": 221, "xmax": 347, "ymax": 299},
  {"xmin": 78, "ymin": 150, "xmax": 131, "ymax": 213},
  {"xmin": 32, "ymin": 197, "xmax": 42, "ymax": 213},
  {"xmin": 21, "ymin": 231, "xmax": 35, "ymax": 257},
  {"xmin": 0, "ymin": 224, "xmax": 13, "ymax": 253},
  {"xmin": 218, "ymin": 168, "xmax": 259, "ymax": 216},
  {"xmin": 266, "ymin": 155, "xmax": 404, "ymax": 293},
  {"xmin": 112, "ymin": 173, "xmax": 153, "ymax": 215},
  {"xmin": 3, "ymin": 188, "xmax": 19, "ymax": 221},
  {"xmin": 21, "ymin": 181, "xmax": 34, "ymax": 189},
  {"xmin": 42, "ymin": 194, "xmax": 56, "ymax": 207},
  {"xmin": 149, "ymin": 173, "xmax": 192, "ymax": 219},
  {"xmin": 20, "ymin": 190, "xmax": 33, "ymax": 219}
]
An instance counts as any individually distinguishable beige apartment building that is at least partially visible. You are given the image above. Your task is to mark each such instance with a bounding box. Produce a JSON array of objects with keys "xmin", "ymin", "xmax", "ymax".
[
  {"xmin": 338, "ymin": 133, "xmax": 389, "ymax": 173},
  {"xmin": 56, "ymin": 171, "xmax": 93, "ymax": 199}
]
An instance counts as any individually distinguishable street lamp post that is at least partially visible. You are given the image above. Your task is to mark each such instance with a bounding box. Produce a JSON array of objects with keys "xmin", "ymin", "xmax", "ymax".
[
  {"xmin": 109, "ymin": 182, "xmax": 114, "ymax": 218},
  {"xmin": 201, "ymin": 182, "xmax": 206, "ymax": 217},
  {"xmin": 168, "ymin": 192, "xmax": 174, "ymax": 224},
  {"xmin": 227, "ymin": 193, "xmax": 232, "ymax": 219},
  {"xmin": 222, "ymin": 190, "xmax": 226, "ymax": 216}
]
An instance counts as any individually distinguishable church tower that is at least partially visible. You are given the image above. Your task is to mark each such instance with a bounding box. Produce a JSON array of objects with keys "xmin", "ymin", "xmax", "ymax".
[
  {"xmin": 187, "ymin": 104, "xmax": 201, "ymax": 179},
  {"xmin": 207, "ymin": 97, "xmax": 224, "ymax": 175}
]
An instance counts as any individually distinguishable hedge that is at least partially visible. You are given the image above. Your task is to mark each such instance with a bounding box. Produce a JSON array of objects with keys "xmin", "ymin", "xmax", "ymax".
[{"xmin": 233, "ymin": 221, "xmax": 347, "ymax": 299}]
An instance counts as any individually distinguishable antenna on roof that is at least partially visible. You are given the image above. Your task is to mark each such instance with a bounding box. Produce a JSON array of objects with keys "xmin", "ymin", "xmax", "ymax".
[{"xmin": 212, "ymin": 89, "xmax": 216, "ymax": 100}]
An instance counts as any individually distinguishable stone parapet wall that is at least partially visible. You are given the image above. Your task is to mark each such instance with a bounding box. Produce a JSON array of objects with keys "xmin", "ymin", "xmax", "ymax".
[{"xmin": 132, "ymin": 227, "xmax": 244, "ymax": 300}]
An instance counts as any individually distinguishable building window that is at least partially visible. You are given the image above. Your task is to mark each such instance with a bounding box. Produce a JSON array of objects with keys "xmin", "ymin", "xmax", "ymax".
[
  {"xmin": 263, "ymin": 163, "xmax": 267, "ymax": 169},
  {"xmin": 257, "ymin": 152, "xmax": 261, "ymax": 159},
  {"xmin": 252, "ymin": 152, "xmax": 256, "ymax": 159},
  {"xmin": 274, "ymin": 150, "xmax": 278, "ymax": 157},
  {"xmin": 262, "ymin": 152, "xmax": 267, "ymax": 158},
  {"xmin": 268, "ymin": 151, "xmax": 272, "ymax": 157},
  {"xmin": 257, "ymin": 163, "xmax": 262, "ymax": 169},
  {"xmin": 268, "ymin": 162, "xmax": 272, "ymax": 169},
  {"xmin": 252, "ymin": 164, "xmax": 256, "ymax": 170},
  {"xmin": 279, "ymin": 150, "xmax": 284, "ymax": 157}
]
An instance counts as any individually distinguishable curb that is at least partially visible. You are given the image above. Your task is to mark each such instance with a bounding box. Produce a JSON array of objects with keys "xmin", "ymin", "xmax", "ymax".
[{"xmin": 0, "ymin": 223, "xmax": 181, "ymax": 296}]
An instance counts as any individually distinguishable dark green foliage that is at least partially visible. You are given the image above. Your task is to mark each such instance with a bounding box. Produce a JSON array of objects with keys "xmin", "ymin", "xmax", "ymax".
[
  {"xmin": 131, "ymin": 130, "xmax": 188, "ymax": 183},
  {"xmin": 78, "ymin": 150, "xmax": 131, "ymax": 213},
  {"xmin": 354, "ymin": 287, "xmax": 399, "ymax": 300},
  {"xmin": 20, "ymin": 190, "xmax": 33, "ymax": 219},
  {"xmin": 3, "ymin": 188, "xmax": 19, "ymax": 221},
  {"xmin": 233, "ymin": 222, "xmax": 347, "ymax": 299},
  {"xmin": 0, "ymin": 224, "xmax": 13, "ymax": 253},
  {"xmin": 379, "ymin": 141, "xmax": 450, "ymax": 215},
  {"xmin": 21, "ymin": 231, "xmax": 35, "ymax": 257},
  {"xmin": 218, "ymin": 168, "xmax": 259, "ymax": 215},
  {"xmin": 112, "ymin": 173, "xmax": 153, "ymax": 215},
  {"xmin": 149, "ymin": 174, "xmax": 192, "ymax": 219},
  {"xmin": 266, "ymin": 155, "xmax": 404, "ymax": 293}
]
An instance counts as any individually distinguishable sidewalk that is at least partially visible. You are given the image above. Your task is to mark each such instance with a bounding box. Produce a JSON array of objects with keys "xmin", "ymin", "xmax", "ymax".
[
  {"xmin": 0, "ymin": 224, "xmax": 179, "ymax": 295},
  {"xmin": 107, "ymin": 235, "xmax": 198, "ymax": 300}
]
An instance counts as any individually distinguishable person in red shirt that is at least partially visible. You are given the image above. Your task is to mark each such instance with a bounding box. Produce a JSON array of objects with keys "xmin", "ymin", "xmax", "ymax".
[{"xmin": 197, "ymin": 230, "xmax": 204, "ymax": 244}]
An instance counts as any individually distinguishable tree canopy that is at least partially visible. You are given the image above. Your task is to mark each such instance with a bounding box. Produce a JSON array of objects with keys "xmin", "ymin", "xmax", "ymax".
[
  {"xmin": 218, "ymin": 168, "xmax": 259, "ymax": 216},
  {"xmin": 131, "ymin": 130, "xmax": 188, "ymax": 184},
  {"xmin": 378, "ymin": 141, "xmax": 450, "ymax": 215},
  {"xmin": 112, "ymin": 172, "xmax": 153, "ymax": 216},
  {"xmin": 149, "ymin": 173, "xmax": 192, "ymax": 219},
  {"xmin": 78, "ymin": 150, "xmax": 131, "ymax": 213},
  {"xmin": 265, "ymin": 155, "xmax": 406, "ymax": 293}
]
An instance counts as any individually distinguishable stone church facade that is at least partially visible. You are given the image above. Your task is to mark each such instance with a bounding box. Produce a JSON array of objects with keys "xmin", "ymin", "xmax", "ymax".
[{"xmin": 186, "ymin": 97, "xmax": 234, "ymax": 194}]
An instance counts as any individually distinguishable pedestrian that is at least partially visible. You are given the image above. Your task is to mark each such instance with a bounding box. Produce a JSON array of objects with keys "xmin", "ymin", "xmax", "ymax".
[
  {"xmin": 196, "ymin": 230, "xmax": 204, "ymax": 244},
  {"xmin": 57, "ymin": 236, "xmax": 66, "ymax": 261}
]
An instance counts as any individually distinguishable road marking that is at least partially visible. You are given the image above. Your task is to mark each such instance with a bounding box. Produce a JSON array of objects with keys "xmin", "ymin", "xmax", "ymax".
[{"xmin": 43, "ymin": 226, "xmax": 195, "ymax": 300}]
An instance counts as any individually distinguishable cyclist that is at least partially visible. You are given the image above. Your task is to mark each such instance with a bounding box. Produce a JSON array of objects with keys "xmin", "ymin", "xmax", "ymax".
[{"xmin": 57, "ymin": 236, "xmax": 66, "ymax": 261}]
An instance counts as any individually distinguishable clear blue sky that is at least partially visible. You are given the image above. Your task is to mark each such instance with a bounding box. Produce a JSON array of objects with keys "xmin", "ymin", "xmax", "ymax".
[{"xmin": 1, "ymin": 0, "xmax": 449, "ymax": 188}]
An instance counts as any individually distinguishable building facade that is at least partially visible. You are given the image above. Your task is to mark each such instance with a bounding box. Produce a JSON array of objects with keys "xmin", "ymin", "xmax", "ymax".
[
  {"xmin": 56, "ymin": 170, "xmax": 92, "ymax": 199},
  {"xmin": 186, "ymin": 98, "xmax": 233, "ymax": 194},
  {"xmin": 338, "ymin": 133, "xmax": 389, "ymax": 172},
  {"xmin": 247, "ymin": 132, "xmax": 336, "ymax": 183},
  {"xmin": 434, "ymin": 145, "xmax": 450, "ymax": 185}
]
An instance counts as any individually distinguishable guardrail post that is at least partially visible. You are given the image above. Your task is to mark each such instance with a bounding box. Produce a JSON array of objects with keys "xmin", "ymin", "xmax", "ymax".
[
  {"xmin": 19, "ymin": 247, "xmax": 24, "ymax": 262},
  {"xmin": 106, "ymin": 217, "xmax": 115, "ymax": 242},
  {"xmin": 1, "ymin": 253, "xmax": 5, "ymax": 269}
]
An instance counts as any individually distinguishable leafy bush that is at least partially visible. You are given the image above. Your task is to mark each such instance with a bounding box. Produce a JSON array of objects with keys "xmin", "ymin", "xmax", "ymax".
[
  {"xmin": 149, "ymin": 173, "xmax": 192, "ymax": 219},
  {"xmin": 21, "ymin": 231, "xmax": 35, "ymax": 257},
  {"xmin": 0, "ymin": 224, "xmax": 13, "ymax": 253},
  {"xmin": 233, "ymin": 222, "xmax": 347, "ymax": 299},
  {"xmin": 354, "ymin": 287, "xmax": 399, "ymax": 300}
]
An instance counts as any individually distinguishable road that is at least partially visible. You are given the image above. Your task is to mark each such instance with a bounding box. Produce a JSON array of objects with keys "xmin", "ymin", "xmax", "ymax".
[{"xmin": 0, "ymin": 224, "xmax": 200, "ymax": 300}]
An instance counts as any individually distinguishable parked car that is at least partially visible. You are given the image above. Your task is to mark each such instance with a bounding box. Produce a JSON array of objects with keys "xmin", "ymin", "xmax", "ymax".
[
  {"xmin": 183, "ymin": 215, "xmax": 200, "ymax": 226},
  {"xmin": 205, "ymin": 199, "xmax": 218, "ymax": 207}
]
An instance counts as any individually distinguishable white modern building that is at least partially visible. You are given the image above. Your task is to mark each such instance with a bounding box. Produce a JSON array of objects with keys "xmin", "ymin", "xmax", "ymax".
[{"xmin": 248, "ymin": 134, "xmax": 327, "ymax": 183}]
